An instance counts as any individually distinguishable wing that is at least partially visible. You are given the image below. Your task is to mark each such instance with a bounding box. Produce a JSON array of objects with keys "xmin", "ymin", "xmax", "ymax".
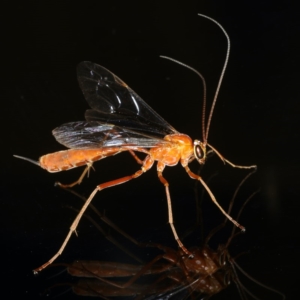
[
  {"xmin": 77, "ymin": 61, "xmax": 178, "ymax": 137},
  {"xmin": 52, "ymin": 121, "xmax": 172, "ymax": 149}
]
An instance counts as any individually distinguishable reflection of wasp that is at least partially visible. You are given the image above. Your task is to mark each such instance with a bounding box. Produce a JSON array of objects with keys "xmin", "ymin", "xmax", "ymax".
[
  {"xmin": 15, "ymin": 14, "xmax": 256, "ymax": 273},
  {"xmin": 49, "ymin": 172, "xmax": 284, "ymax": 299}
]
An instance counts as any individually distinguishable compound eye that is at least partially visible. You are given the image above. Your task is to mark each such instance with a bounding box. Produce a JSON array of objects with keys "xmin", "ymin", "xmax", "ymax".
[{"xmin": 195, "ymin": 144, "xmax": 204, "ymax": 159}]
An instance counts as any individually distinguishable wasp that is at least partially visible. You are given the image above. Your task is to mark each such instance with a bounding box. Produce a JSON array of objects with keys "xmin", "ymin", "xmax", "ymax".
[{"xmin": 15, "ymin": 14, "xmax": 256, "ymax": 273}]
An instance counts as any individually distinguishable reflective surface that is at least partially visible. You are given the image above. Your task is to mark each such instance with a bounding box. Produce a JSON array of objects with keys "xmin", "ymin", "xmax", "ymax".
[{"xmin": 2, "ymin": 1, "xmax": 298, "ymax": 299}]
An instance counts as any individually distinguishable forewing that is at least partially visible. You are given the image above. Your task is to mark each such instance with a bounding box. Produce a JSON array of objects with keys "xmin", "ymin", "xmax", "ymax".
[
  {"xmin": 52, "ymin": 121, "xmax": 171, "ymax": 149},
  {"xmin": 77, "ymin": 61, "xmax": 178, "ymax": 137}
]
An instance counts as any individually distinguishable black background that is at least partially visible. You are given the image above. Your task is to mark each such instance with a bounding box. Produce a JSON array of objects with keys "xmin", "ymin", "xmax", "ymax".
[{"xmin": 1, "ymin": 1, "xmax": 299, "ymax": 299}]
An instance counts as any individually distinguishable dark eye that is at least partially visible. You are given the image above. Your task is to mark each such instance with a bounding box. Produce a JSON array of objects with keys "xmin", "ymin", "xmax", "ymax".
[{"xmin": 195, "ymin": 145, "xmax": 203, "ymax": 159}]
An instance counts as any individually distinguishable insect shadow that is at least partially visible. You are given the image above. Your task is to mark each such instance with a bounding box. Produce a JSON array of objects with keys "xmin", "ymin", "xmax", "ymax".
[{"xmin": 14, "ymin": 14, "xmax": 256, "ymax": 273}]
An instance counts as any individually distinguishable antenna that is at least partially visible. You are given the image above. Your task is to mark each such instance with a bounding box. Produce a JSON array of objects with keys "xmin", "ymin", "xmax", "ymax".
[
  {"xmin": 197, "ymin": 13, "xmax": 231, "ymax": 143},
  {"xmin": 160, "ymin": 55, "xmax": 207, "ymax": 141}
]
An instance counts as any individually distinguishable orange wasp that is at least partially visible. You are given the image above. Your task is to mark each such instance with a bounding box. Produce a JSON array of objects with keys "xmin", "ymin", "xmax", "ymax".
[{"xmin": 15, "ymin": 14, "xmax": 256, "ymax": 273}]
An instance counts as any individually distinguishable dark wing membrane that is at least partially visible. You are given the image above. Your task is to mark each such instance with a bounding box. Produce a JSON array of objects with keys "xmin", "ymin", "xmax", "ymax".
[
  {"xmin": 52, "ymin": 121, "xmax": 172, "ymax": 149},
  {"xmin": 77, "ymin": 61, "xmax": 178, "ymax": 137}
]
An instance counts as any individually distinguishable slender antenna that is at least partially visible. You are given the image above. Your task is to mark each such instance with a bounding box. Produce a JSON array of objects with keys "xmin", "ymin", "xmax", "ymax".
[
  {"xmin": 160, "ymin": 56, "xmax": 207, "ymax": 142},
  {"xmin": 197, "ymin": 14, "xmax": 231, "ymax": 143},
  {"xmin": 13, "ymin": 155, "xmax": 40, "ymax": 167},
  {"xmin": 232, "ymin": 260, "xmax": 286, "ymax": 299}
]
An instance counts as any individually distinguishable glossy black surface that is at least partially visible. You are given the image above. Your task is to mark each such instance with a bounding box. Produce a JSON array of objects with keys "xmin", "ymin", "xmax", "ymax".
[{"xmin": 2, "ymin": 1, "xmax": 298, "ymax": 299}]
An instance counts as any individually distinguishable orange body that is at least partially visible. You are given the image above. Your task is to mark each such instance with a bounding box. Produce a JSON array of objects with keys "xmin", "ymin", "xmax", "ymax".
[
  {"xmin": 40, "ymin": 148, "xmax": 122, "ymax": 172},
  {"xmin": 152, "ymin": 134, "xmax": 194, "ymax": 166},
  {"xmin": 39, "ymin": 133, "xmax": 194, "ymax": 173}
]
